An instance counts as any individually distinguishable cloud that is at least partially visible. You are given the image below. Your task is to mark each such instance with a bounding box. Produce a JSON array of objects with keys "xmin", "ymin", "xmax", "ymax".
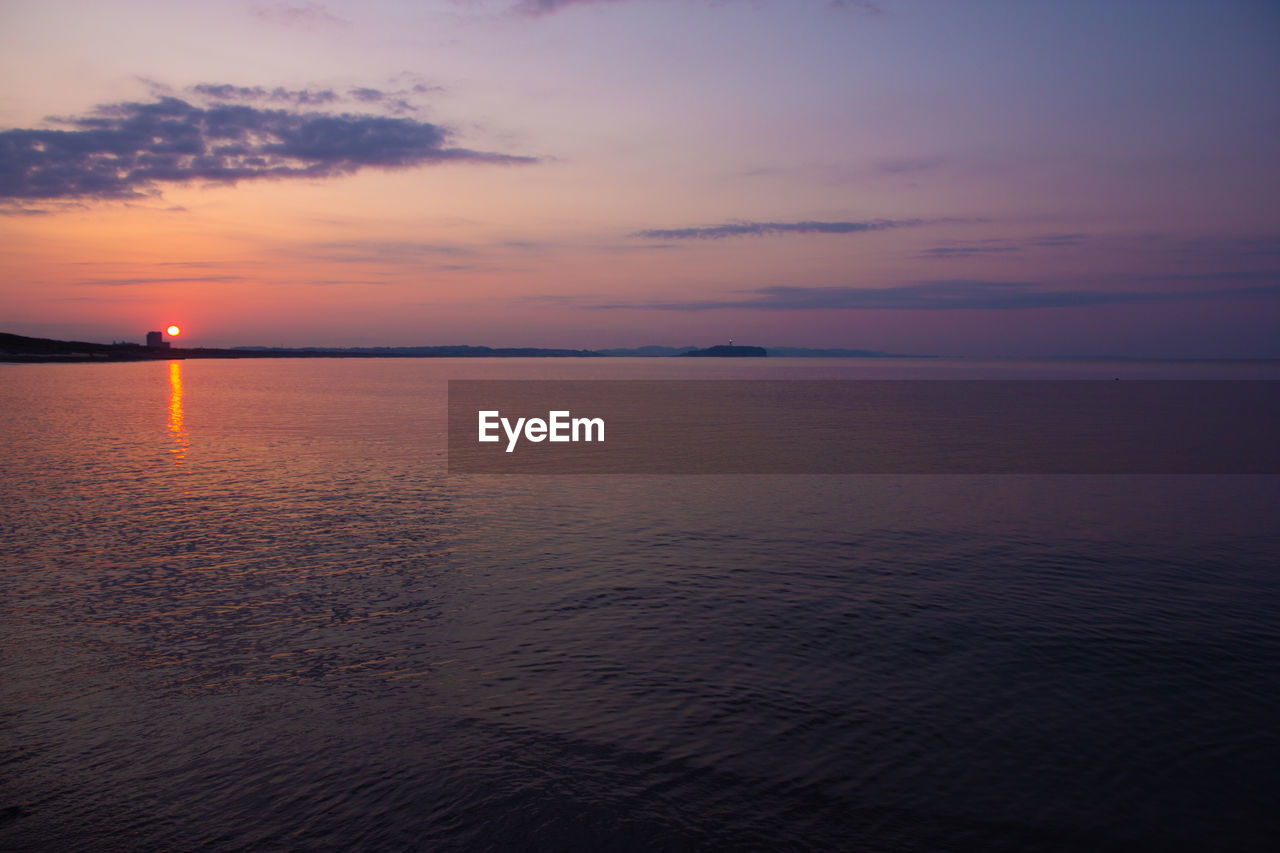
[
  {"xmin": 875, "ymin": 157, "xmax": 944, "ymax": 174},
  {"xmin": 344, "ymin": 87, "xmax": 418, "ymax": 115},
  {"xmin": 633, "ymin": 218, "xmax": 921, "ymax": 240},
  {"xmin": 190, "ymin": 84, "xmax": 339, "ymax": 106},
  {"xmin": 1164, "ymin": 234, "xmax": 1280, "ymax": 261},
  {"xmin": 583, "ymin": 278, "xmax": 1280, "ymax": 311},
  {"xmin": 74, "ymin": 275, "xmax": 247, "ymax": 287},
  {"xmin": 1031, "ymin": 233, "xmax": 1087, "ymax": 247},
  {"xmin": 283, "ymin": 237, "xmax": 551, "ymax": 268},
  {"xmin": 1133, "ymin": 270, "xmax": 1280, "ymax": 283},
  {"xmin": 506, "ymin": 0, "xmax": 876, "ymax": 17},
  {"xmin": 285, "ymin": 279, "xmax": 400, "ymax": 286},
  {"xmin": 920, "ymin": 233, "xmax": 1089, "ymax": 258},
  {"xmin": 250, "ymin": 2, "xmax": 347, "ymax": 29},
  {"xmin": 827, "ymin": 1, "xmax": 884, "ymax": 16},
  {"xmin": 921, "ymin": 246, "xmax": 1019, "ymax": 259},
  {"xmin": 509, "ymin": 0, "xmax": 627, "ymax": 16},
  {"xmin": 189, "ymin": 81, "xmax": 433, "ymax": 115},
  {"xmin": 301, "ymin": 240, "xmax": 475, "ymax": 263},
  {"xmin": 0, "ymin": 95, "xmax": 535, "ymax": 201}
]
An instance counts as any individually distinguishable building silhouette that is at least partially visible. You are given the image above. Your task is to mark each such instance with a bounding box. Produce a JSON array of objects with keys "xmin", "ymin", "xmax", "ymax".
[{"xmin": 146, "ymin": 331, "xmax": 170, "ymax": 349}]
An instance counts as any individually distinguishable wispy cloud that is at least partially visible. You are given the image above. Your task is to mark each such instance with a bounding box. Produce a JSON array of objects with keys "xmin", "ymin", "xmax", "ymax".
[
  {"xmin": 632, "ymin": 218, "xmax": 921, "ymax": 240},
  {"xmin": 920, "ymin": 233, "xmax": 1088, "ymax": 259},
  {"xmin": 1163, "ymin": 234, "xmax": 1280, "ymax": 261},
  {"xmin": 73, "ymin": 275, "xmax": 247, "ymax": 287},
  {"xmin": 0, "ymin": 95, "xmax": 535, "ymax": 201},
  {"xmin": 250, "ymin": 2, "xmax": 347, "ymax": 29},
  {"xmin": 275, "ymin": 237, "xmax": 552, "ymax": 269},
  {"xmin": 1132, "ymin": 270, "xmax": 1280, "ymax": 283},
  {"xmin": 505, "ymin": 0, "xmax": 877, "ymax": 17},
  {"xmin": 921, "ymin": 246, "xmax": 1019, "ymax": 259},
  {"xmin": 188, "ymin": 82, "xmax": 431, "ymax": 115},
  {"xmin": 509, "ymin": 0, "xmax": 627, "ymax": 16},
  {"xmin": 875, "ymin": 157, "xmax": 944, "ymax": 174},
  {"xmin": 1031, "ymin": 233, "xmax": 1087, "ymax": 248},
  {"xmin": 285, "ymin": 278, "xmax": 402, "ymax": 286},
  {"xmin": 343, "ymin": 87, "xmax": 421, "ymax": 115},
  {"xmin": 582, "ymin": 278, "xmax": 1280, "ymax": 311},
  {"xmin": 190, "ymin": 84, "xmax": 339, "ymax": 106},
  {"xmin": 300, "ymin": 240, "xmax": 475, "ymax": 263},
  {"xmin": 58, "ymin": 295, "xmax": 152, "ymax": 303},
  {"xmin": 827, "ymin": 0, "xmax": 883, "ymax": 14}
]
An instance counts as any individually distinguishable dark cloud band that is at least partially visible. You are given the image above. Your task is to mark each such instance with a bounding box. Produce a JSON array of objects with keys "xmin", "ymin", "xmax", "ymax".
[{"xmin": 0, "ymin": 96, "xmax": 534, "ymax": 201}]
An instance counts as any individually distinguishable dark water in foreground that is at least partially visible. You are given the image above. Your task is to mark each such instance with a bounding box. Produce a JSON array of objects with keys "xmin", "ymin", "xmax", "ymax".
[{"xmin": 2, "ymin": 359, "xmax": 1278, "ymax": 851}]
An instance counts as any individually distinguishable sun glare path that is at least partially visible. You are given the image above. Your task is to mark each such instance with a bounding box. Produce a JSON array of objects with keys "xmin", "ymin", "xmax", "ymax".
[{"xmin": 168, "ymin": 361, "xmax": 188, "ymax": 466}]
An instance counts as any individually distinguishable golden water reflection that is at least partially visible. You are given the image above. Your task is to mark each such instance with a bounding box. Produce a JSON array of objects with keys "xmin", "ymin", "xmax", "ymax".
[{"xmin": 168, "ymin": 361, "xmax": 188, "ymax": 464}]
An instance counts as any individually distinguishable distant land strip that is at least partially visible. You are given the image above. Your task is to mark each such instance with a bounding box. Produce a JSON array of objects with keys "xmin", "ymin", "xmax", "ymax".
[{"xmin": 0, "ymin": 332, "xmax": 935, "ymax": 362}]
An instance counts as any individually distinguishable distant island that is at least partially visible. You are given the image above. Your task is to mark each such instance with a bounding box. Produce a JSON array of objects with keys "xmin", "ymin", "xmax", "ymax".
[
  {"xmin": 681, "ymin": 345, "xmax": 767, "ymax": 357},
  {"xmin": 0, "ymin": 332, "xmax": 936, "ymax": 363},
  {"xmin": 597, "ymin": 345, "xmax": 932, "ymax": 358}
]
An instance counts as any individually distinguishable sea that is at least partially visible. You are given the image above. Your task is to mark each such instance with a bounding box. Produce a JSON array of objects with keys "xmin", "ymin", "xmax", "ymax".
[{"xmin": 2, "ymin": 357, "xmax": 1277, "ymax": 851}]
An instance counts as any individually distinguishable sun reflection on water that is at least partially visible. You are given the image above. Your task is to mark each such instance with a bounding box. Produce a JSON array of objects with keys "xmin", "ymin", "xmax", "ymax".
[{"xmin": 167, "ymin": 361, "xmax": 188, "ymax": 464}]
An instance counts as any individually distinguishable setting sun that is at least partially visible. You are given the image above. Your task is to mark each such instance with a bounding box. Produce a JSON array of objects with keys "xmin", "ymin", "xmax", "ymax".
[{"xmin": 166, "ymin": 325, "xmax": 180, "ymax": 336}]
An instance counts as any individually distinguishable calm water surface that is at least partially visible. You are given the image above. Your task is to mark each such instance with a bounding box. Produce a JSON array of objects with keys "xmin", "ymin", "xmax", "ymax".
[{"xmin": 2, "ymin": 358, "xmax": 1278, "ymax": 851}]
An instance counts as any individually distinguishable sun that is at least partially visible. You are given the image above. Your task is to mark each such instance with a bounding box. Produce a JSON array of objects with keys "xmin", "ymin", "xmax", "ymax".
[{"xmin": 166, "ymin": 325, "xmax": 181, "ymax": 337}]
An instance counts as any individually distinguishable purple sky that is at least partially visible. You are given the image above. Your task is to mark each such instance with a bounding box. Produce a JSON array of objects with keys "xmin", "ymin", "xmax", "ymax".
[{"xmin": 1, "ymin": 0, "xmax": 1278, "ymax": 355}]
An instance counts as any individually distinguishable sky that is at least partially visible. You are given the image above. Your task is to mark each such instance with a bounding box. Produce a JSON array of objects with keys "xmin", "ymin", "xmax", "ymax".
[{"xmin": 1, "ymin": 0, "xmax": 1278, "ymax": 356}]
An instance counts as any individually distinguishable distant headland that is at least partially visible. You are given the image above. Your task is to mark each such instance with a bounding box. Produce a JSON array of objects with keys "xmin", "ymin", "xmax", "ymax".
[
  {"xmin": 0, "ymin": 332, "xmax": 934, "ymax": 363},
  {"xmin": 680, "ymin": 345, "xmax": 767, "ymax": 357},
  {"xmin": 0, "ymin": 333, "xmax": 601, "ymax": 362}
]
